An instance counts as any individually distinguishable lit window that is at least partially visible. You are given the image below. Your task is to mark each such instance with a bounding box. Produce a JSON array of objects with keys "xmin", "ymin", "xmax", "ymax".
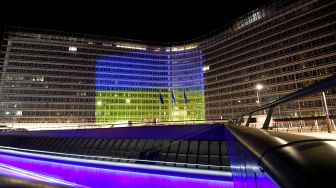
[
  {"xmin": 15, "ymin": 111, "xmax": 22, "ymax": 116},
  {"xmin": 203, "ymin": 66, "xmax": 210, "ymax": 71},
  {"xmin": 103, "ymin": 43, "xmax": 112, "ymax": 47},
  {"xmin": 185, "ymin": 44, "xmax": 197, "ymax": 50},
  {"xmin": 69, "ymin": 46, "xmax": 77, "ymax": 52},
  {"xmin": 172, "ymin": 46, "xmax": 185, "ymax": 52},
  {"xmin": 116, "ymin": 43, "xmax": 146, "ymax": 50},
  {"xmin": 37, "ymin": 75, "xmax": 44, "ymax": 82},
  {"xmin": 170, "ymin": 44, "xmax": 198, "ymax": 52}
]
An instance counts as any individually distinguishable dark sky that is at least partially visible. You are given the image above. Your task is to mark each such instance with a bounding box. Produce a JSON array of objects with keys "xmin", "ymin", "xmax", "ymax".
[{"xmin": 0, "ymin": 0, "xmax": 270, "ymax": 43}]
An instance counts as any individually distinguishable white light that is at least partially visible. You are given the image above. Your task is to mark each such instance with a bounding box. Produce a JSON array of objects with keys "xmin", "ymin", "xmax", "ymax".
[
  {"xmin": 96, "ymin": 101, "xmax": 102, "ymax": 106},
  {"xmin": 113, "ymin": 121, "xmax": 129, "ymax": 127},
  {"xmin": 171, "ymin": 46, "xmax": 185, "ymax": 52},
  {"xmin": 256, "ymin": 100, "xmax": 260, "ymax": 103},
  {"xmin": 238, "ymin": 100, "xmax": 241, "ymax": 103},
  {"xmin": 256, "ymin": 84, "xmax": 263, "ymax": 90},
  {"xmin": 37, "ymin": 76, "xmax": 44, "ymax": 82},
  {"xmin": 185, "ymin": 44, "xmax": 197, "ymax": 50},
  {"xmin": 170, "ymin": 44, "xmax": 198, "ymax": 52},
  {"xmin": 68, "ymin": 47, "xmax": 77, "ymax": 52},
  {"xmin": 15, "ymin": 111, "xmax": 22, "ymax": 116},
  {"xmin": 102, "ymin": 43, "xmax": 112, "ymax": 47},
  {"xmin": 116, "ymin": 43, "xmax": 146, "ymax": 50},
  {"xmin": 125, "ymin": 99, "xmax": 131, "ymax": 104},
  {"xmin": 0, "ymin": 163, "xmax": 80, "ymax": 187},
  {"xmin": 203, "ymin": 66, "xmax": 210, "ymax": 71}
]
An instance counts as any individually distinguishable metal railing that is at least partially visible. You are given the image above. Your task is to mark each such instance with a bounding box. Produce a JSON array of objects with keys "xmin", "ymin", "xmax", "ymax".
[
  {"xmin": 236, "ymin": 74, "xmax": 336, "ymax": 133},
  {"xmin": 0, "ymin": 145, "xmax": 231, "ymax": 173},
  {"xmin": 224, "ymin": 123, "xmax": 336, "ymax": 188},
  {"xmin": 2, "ymin": 119, "xmax": 228, "ymax": 131}
]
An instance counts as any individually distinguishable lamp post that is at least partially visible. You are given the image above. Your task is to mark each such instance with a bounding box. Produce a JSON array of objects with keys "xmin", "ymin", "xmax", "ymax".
[
  {"xmin": 97, "ymin": 101, "xmax": 105, "ymax": 125},
  {"xmin": 322, "ymin": 91, "xmax": 334, "ymax": 133},
  {"xmin": 12, "ymin": 111, "xmax": 15, "ymax": 129},
  {"xmin": 104, "ymin": 104, "xmax": 106, "ymax": 124},
  {"xmin": 256, "ymin": 84, "xmax": 263, "ymax": 106},
  {"xmin": 256, "ymin": 84, "xmax": 265, "ymax": 115}
]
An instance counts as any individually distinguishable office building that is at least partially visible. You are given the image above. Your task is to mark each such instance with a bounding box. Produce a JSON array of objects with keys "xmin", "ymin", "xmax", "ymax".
[{"xmin": 0, "ymin": 0, "xmax": 335, "ymax": 126}]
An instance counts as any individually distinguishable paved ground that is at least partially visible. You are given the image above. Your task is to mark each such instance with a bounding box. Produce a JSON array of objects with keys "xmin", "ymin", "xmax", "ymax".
[
  {"xmin": 268, "ymin": 126, "xmax": 336, "ymax": 139},
  {"xmin": 292, "ymin": 132, "xmax": 336, "ymax": 139}
]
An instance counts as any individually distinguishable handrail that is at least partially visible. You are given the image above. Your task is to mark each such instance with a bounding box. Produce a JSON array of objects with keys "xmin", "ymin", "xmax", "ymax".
[
  {"xmin": 238, "ymin": 74, "xmax": 336, "ymax": 131},
  {"xmin": 224, "ymin": 124, "xmax": 336, "ymax": 188},
  {"xmin": 0, "ymin": 145, "xmax": 231, "ymax": 173},
  {"xmin": 2, "ymin": 119, "xmax": 228, "ymax": 131}
]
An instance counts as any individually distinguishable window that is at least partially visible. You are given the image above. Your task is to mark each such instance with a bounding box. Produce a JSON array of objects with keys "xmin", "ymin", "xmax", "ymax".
[{"xmin": 68, "ymin": 46, "xmax": 77, "ymax": 52}]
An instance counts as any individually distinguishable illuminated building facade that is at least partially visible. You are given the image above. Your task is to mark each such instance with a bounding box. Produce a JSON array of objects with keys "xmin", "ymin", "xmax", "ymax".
[
  {"xmin": 0, "ymin": 31, "xmax": 204, "ymax": 125},
  {"xmin": 0, "ymin": 0, "xmax": 336, "ymax": 126},
  {"xmin": 95, "ymin": 51, "xmax": 205, "ymax": 124},
  {"xmin": 203, "ymin": 0, "xmax": 336, "ymax": 119}
]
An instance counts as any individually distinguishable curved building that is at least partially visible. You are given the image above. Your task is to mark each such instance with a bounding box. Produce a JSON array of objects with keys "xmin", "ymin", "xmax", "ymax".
[
  {"xmin": 0, "ymin": 0, "xmax": 335, "ymax": 127},
  {"xmin": 95, "ymin": 50, "xmax": 205, "ymax": 124},
  {"xmin": 0, "ymin": 33, "xmax": 205, "ymax": 125}
]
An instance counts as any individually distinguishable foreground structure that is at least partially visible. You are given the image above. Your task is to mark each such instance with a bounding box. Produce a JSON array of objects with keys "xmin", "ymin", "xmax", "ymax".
[
  {"xmin": 0, "ymin": 0, "xmax": 335, "ymax": 127},
  {"xmin": 1, "ymin": 124, "xmax": 336, "ymax": 187}
]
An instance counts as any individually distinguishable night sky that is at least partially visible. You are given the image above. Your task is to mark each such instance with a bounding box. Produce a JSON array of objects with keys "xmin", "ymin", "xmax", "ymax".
[{"xmin": 0, "ymin": 0, "xmax": 270, "ymax": 43}]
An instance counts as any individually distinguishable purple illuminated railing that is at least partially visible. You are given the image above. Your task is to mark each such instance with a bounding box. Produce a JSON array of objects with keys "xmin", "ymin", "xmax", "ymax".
[{"xmin": 0, "ymin": 151, "xmax": 233, "ymax": 188}]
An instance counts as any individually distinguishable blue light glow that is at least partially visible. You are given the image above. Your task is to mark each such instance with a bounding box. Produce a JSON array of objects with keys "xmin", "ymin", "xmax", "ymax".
[
  {"xmin": 0, "ymin": 162, "xmax": 83, "ymax": 187},
  {"xmin": 95, "ymin": 50, "xmax": 204, "ymax": 92},
  {"xmin": 100, "ymin": 52, "xmax": 203, "ymax": 62},
  {"xmin": 96, "ymin": 59, "xmax": 203, "ymax": 67},
  {"xmin": 96, "ymin": 64, "xmax": 202, "ymax": 73},
  {"xmin": 0, "ymin": 152, "xmax": 233, "ymax": 188}
]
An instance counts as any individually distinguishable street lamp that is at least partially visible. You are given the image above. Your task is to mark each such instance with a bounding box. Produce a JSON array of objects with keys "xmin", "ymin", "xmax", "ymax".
[
  {"xmin": 255, "ymin": 84, "xmax": 263, "ymax": 107},
  {"xmin": 255, "ymin": 84, "xmax": 266, "ymax": 115},
  {"xmin": 12, "ymin": 111, "xmax": 15, "ymax": 129},
  {"xmin": 322, "ymin": 91, "xmax": 335, "ymax": 132},
  {"xmin": 96, "ymin": 101, "xmax": 106, "ymax": 124}
]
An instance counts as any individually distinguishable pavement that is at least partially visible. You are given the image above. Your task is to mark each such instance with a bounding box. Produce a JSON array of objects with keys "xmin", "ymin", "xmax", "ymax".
[{"xmin": 291, "ymin": 131, "xmax": 336, "ymax": 139}]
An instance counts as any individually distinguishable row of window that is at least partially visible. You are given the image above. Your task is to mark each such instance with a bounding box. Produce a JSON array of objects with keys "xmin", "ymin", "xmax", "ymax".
[
  {"xmin": 208, "ymin": 15, "xmax": 336, "ymax": 70},
  {"xmin": 207, "ymin": 61, "xmax": 336, "ymax": 92},
  {"xmin": 204, "ymin": 0, "xmax": 331, "ymax": 54},
  {"xmin": 207, "ymin": 34, "xmax": 336, "ymax": 81},
  {"xmin": 205, "ymin": 81, "xmax": 336, "ymax": 106}
]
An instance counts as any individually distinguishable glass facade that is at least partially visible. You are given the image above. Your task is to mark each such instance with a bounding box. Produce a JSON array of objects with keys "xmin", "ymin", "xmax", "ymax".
[
  {"xmin": 0, "ymin": 0, "xmax": 335, "ymax": 126},
  {"xmin": 203, "ymin": 0, "xmax": 336, "ymax": 120},
  {"xmin": 0, "ymin": 32, "xmax": 204, "ymax": 125},
  {"xmin": 95, "ymin": 52, "xmax": 205, "ymax": 124}
]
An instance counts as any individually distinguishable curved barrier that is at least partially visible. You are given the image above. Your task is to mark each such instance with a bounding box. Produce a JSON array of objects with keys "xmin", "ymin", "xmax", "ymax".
[
  {"xmin": 0, "ymin": 124, "xmax": 336, "ymax": 187},
  {"xmin": 225, "ymin": 124, "xmax": 336, "ymax": 188}
]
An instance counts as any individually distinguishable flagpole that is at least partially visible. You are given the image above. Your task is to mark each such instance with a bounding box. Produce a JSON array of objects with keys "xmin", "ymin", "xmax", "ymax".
[
  {"xmin": 184, "ymin": 90, "xmax": 187, "ymax": 124},
  {"xmin": 183, "ymin": 90, "xmax": 187, "ymax": 124},
  {"xmin": 159, "ymin": 92, "xmax": 161, "ymax": 124},
  {"xmin": 184, "ymin": 104, "xmax": 186, "ymax": 125},
  {"xmin": 159, "ymin": 91, "xmax": 164, "ymax": 124},
  {"xmin": 185, "ymin": 100, "xmax": 187, "ymax": 125}
]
